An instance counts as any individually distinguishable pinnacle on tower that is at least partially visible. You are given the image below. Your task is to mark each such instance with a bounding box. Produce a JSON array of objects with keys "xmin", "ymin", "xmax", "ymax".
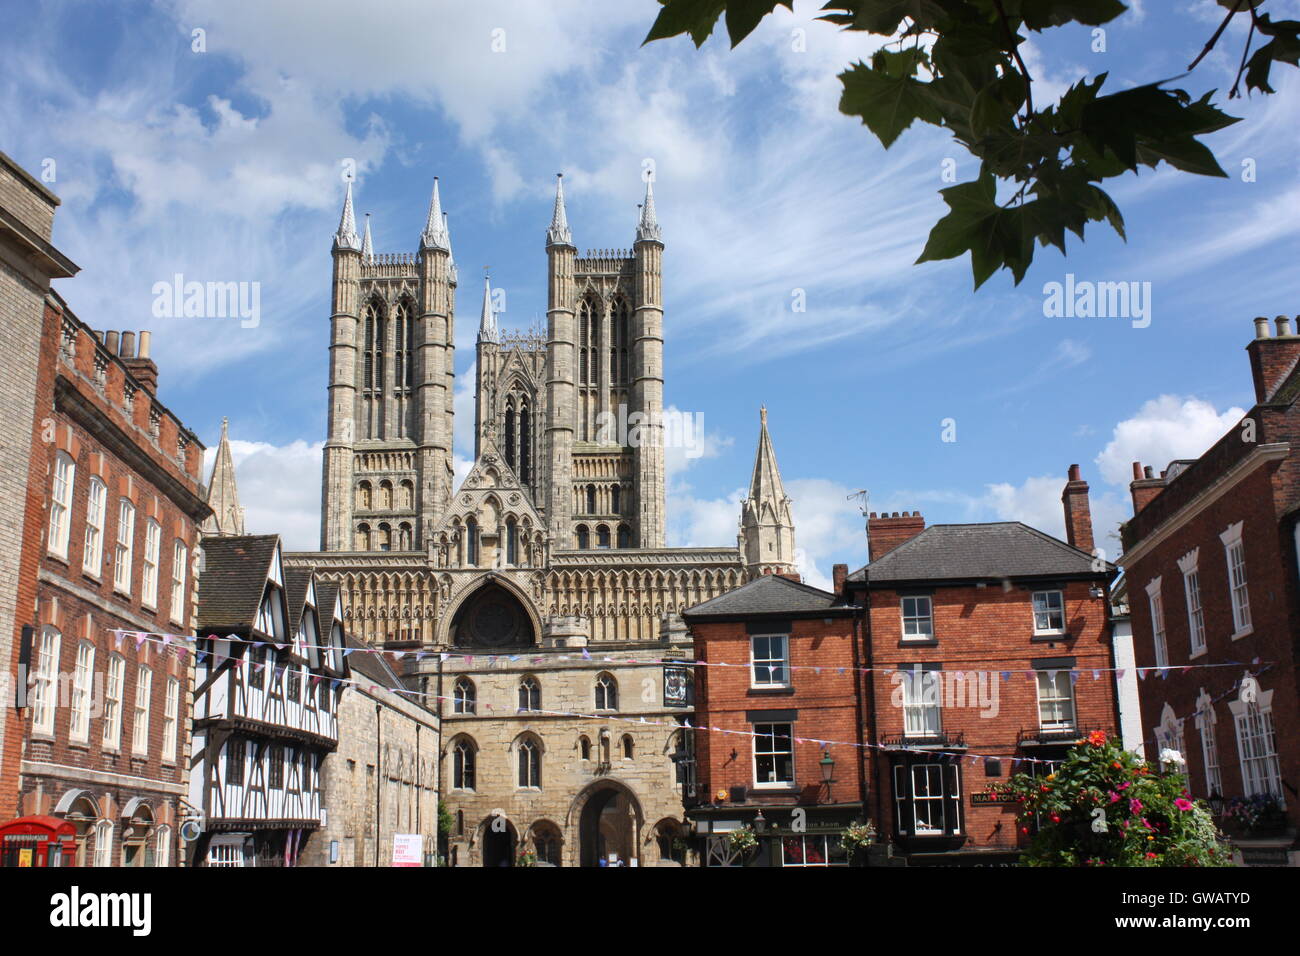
[
  {"xmin": 478, "ymin": 272, "xmax": 498, "ymax": 344},
  {"xmin": 202, "ymin": 418, "xmax": 246, "ymax": 536},
  {"xmin": 748, "ymin": 406, "xmax": 787, "ymax": 506},
  {"xmin": 636, "ymin": 174, "xmax": 662, "ymax": 243},
  {"xmin": 333, "ymin": 179, "xmax": 361, "ymax": 252},
  {"xmin": 546, "ymin": 172, "xmax": 573, "ymax": 247},
  {"xmin": 444, "ymin": 212, "xmax": 458, "ymax": 284},
  {"xmin": 361, "ymin": 213, "xmax": 374, "ymax": 262},
  {"xmin": 421, "ymin": 177, "xmax": 450, "ymax": 251}
]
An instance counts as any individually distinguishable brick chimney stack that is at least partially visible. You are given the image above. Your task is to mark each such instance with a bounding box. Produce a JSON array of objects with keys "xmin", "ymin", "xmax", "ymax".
[
  {"xmin": 1129, "ymin": 460, "xmax": 1166, "ymax": 515},
  {"xmin": 1246, "ymin": 314, "xmax": 1300, "ymax": 403},
  {"xmin": 868, "ymin": 511, "xmax": 925, "ymax": 561},
  {"xmin": 1061, "ymin": 463, "xmax": 1094, "ymax": 555},
  {"xmin": 117, "ymin": 329, "xmax": 159, "ymax": 393},
  {"xmin": 832, "ymin": 563, "xmax": 847, "ymax": 596}
]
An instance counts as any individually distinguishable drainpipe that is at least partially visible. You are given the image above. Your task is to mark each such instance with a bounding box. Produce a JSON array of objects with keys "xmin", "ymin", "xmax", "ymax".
[{"xmin": 375, "ymin": 701, "xmax": 382, "ymax": 867}]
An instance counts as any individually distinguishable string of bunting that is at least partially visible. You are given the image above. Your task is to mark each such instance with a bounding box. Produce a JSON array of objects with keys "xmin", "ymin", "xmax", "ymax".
[
  {"xmin": 110, "ymin": 629, "xmax": 1274, "ymax": 770},
  {"xmin": 107, "ymin": 628, "xmax": 1266, "ymax": 683}
]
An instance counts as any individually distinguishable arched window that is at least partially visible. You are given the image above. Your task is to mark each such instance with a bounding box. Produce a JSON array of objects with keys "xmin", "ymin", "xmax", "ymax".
[
  {"xmin": 363, "ymin": 303, "xmax": 376, "ymax": 390},
  {"xmin": 506, "ymin": 517, "xmax": 518, "ymax": 566},
  {"xmin": 576, "ymin": 525, "xmax": 590, "ymax": 550},
  {"xmin": 504, "ymin": 406, "xmax": 516, "ymax": 471},
  {"xmin": 578, "ymin": 736, "xmax": 591, "ymax": 760},
  {"xmin": 452, "ymin": 739, "xmax": 476, "ymax": 790},
  {"xmin": 518, "ymin": 738, "xmax": 541, "ymax": 789},
  {"xmin": 586, "ymin": 484, "xmax": 597, "ymax": 514},
  {"xmin": 377, "ymin": 523, "xmax": 392, "ymax": 552},
  {"xmin": 622, "ymin": 734, "xmax": 634, "ymax": 759},
  {"xmin": 519, "ymin": 405, "xmax": 531, "ymax": 483},
  {"xmin": 84, "ymin": 476, "xmax": 106, "ymax": 573},
  {"xmin": 518, "ymin": 676, "xmax": 540, "ymax": 712},
  {"xmin": 453, "ymin": 677, "xmax": 476, "ymax": 715},
  {"xmin": 379, "ymin": 480, "xmax": 393, "ymax": 509},
  {"xmin": 595, "ymin": 674, "xmax": 618, "ymax": 711},
  {"xmin": 656, "ymin": 821, "xmax": 686, "ymax": 865},
  {"xmin": 357, "ymin": 481, "xmax": 372, "ymax": 510},
  {"xmin": 465, "ymin": 517, "xmax": 479, "ymax": 566},
  {"xmin": 533, "ymin": 823, "xmax": 562, "ymax": 866},
  {"xmin": 355, "ymin": 524, "xmax": 370, "ymax": 551},
  {"xmin": 611, "ymin": 484, "xmax": 621, "ymax": 515},
  {"xmin": 400, "ymin": 480, "xmax": 414, "ymax": 509},
  {"xmin": 597, "ymin": 525, "xmax": 611, "ymax": 549},
  {"xmin": 612, "ymin": 296, "xmax": 630, "ymax": 385},
  {"xmin": 617, "ymin": 525, "xmax": 631, "ymax": 549},
  {"xmin": 93, "ymin": 819, "xmax": 115, "ymax": 868}
]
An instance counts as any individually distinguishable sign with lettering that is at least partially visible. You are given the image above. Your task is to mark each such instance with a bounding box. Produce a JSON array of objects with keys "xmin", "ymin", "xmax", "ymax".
[
  {"xmin": 391, "ymin": 834, "xmax": 423, "ymax": 867},
  {"xmin": 970, "ymin": 790, "xmax": 1018, "ymax": 806},
  {"xmin": 663, "ymin": 663, "xmax": 690, "ymax": 707}
]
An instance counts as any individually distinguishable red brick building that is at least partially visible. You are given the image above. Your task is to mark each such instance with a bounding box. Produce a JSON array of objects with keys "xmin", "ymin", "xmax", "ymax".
[
  {"xmin": 681, "ymin": 574, "xmax": 863, "ymax": 866},
  {"xmin": 842, "ymin": 470, "xmax": 1116, "ymax": 865},
  {"xmin": 5, "ymin": 295, "xmax": 209, "ymax": 866},
  {"xmin": 1122, "ymin": 315, "xmax": 1300, "ymax": 866}
]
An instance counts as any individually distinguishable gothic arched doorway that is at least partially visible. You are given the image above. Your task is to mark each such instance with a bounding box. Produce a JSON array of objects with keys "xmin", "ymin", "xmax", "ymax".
[
  {"xmin": 578, "ymin": 785, "xmax": 642, "ymax": 867},
  {"xmin": 481, "ymin": 817, "xmax": 517, "ymax": 867},
  {"xmin": 450, "ymin": 581, "xmax": 536, "ymax": 649}
]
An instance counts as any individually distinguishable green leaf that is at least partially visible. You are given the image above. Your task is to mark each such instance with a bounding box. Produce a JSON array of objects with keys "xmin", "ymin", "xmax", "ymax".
[
  {"xmin": 916, "ymin": 172, "xmax": 1033, "ymax": 288},
  {"xmin": 643, "ymin": 0, "xmax": 727, "ymax": 47},
  {"xmin": 724, "ymin": 1, "xmax": 795, "ymax": 47},
  {"xmin": 1017, "ymin": 0, "xmax": 1128, "ymax": 31},
  {"xmin": 839, "ymin": 59, "xmax": 944, "ymax": 148}
]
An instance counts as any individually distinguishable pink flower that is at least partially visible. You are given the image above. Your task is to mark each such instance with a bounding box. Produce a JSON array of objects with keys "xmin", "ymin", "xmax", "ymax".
[
  {"xmin": 1175, "ymin": 798, "xmax": 1194, "ymax": 811},
  {"xmin": 1109, "ymin": 791, "xmax": 1121, "ymax": 804},
  {"xmin": 1130, "ymin": 798, "xmax": 1143, "ymax": 814}
]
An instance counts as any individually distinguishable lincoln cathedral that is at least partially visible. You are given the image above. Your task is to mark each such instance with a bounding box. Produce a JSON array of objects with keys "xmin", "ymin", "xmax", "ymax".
[{"xmin": 204, "ymin": 173, "xmax": 797, "ymax": 865}]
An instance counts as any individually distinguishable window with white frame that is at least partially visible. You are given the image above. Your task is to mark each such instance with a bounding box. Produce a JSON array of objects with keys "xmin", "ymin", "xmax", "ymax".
[
  {"xmin": 594, "ymin": 673, "xmax": 618, "ymax": 711},
  {"xmin": 169, "ymin": 540, "xmax": 187, "ymax": 624},
  {"xmin": 141, "ymin": 519, "xmax": 160, "ymax": 608},
  {"xmin": 1155, "ymin": 702, "xmax": 1185, "ymax": 767},
  {"xmin": 31, "ymin": 626, "xmax": 61, "ymax": 736},
  {"xmin": 83, "ymin": 477, "xmax": 106, "ymax": 574},
  {"xmin": 162, "ymin": 677, "xmax": 179, "ymax": 762},
  {"xmin": 752, "ymin": 722, "xmax": 795, "ymax": 788},
  {"xmin": 48, "ymin": 452, "xmax": 75, "ymax": 559},
  {"xmin": 1220, "ymin": 522, "xmax": 1252, "ymax": 636},
  {"xmin": 901, "ymin": 667, "xmax": 942, "ymax": 738},
  {"xmin": 1145, "ymin": 578, "xmax": 1168, "ymax": 668},
  {"xmin": 1194, "ymin": 691, "xmax": 1223, "ymax": 799},
  {"xmin": 893, "ymin": 762, "xmax": 962, "ymax": 836},
  {"xmin": 452, "ymin": 676, "xmax": 475, "ymax": 714},
  {"xmin": 780, "ymin": 834, "xmax": 849, "ymax": 866},
  {"xmin": 901, "ymin": 596, "xmax": 934, "ymax": 640},
  {"xmin": 750, "ymin": 634, "xmax": 789, "ymax": 686},
  {"xmin": 1035, "ymin": 670, "xmax": 1076, "ymax": 731},
  {"xmin": 1230, "ymin": 688, "xmax": 1283, "ymax": 804},
  {"xmin": 70, "ymin": 641, "xmax": 95, "ymax": 743},
  {"xmin": 1031, "ymin": 590, "xmax": 1065, "ymax": 635},
  {"xmin": 114, "ymin": 499, "xmax": 135, "ymax": 594},
  {"xmin": 154, "ymin": 826, "xmax": 171, "ymax": 868},
  {"xmin": 1178, "ymin": 549, "xmax": 1206, "ymax": 657},
  {"xmin": 93, "ymin": 820, "xmax": 114, "ymax": 867},
  {"xmin": 452, "ymin": 739, "xmax": 476, "ymax": 790},
  {"xmin": 102, "ymin": 654, "xmax": 125, "ymax": 750},
  {"xmin": 132, "ymin": 666, "xmax": 152, "ymax": 756}
]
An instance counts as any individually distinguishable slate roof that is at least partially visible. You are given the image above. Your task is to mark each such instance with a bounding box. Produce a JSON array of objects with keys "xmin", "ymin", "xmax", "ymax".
[
  {"xmin": 283, "ymin": 567, "xmax": 314, "ymax": 634},
  {"xmin": 846, "ymin": 522, "xmax": 1106, "ymax": 585},
  {"xmin": 682, "ymin": 573, "xmax": 849, "ymax": 619},
  {"xmin": 316, "ymin": 580, "xmax": 341, "ymax": 626},
  {"xmin": 195, "ymin": 534, "xmax": 279, "ymax": 632}
]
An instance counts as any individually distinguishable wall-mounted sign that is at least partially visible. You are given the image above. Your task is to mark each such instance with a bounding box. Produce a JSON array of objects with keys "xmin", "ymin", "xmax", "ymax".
[
  {"xmin": 392, "ymin": 833, "xmax": 423, "ymax": 867},
  {"xmin": 970, "ymin": 791, "xmax": 1018, "ymax": 806},
  {"xmin": 663, "ymin": 663, "xmax": 690, "ymax": 707}
]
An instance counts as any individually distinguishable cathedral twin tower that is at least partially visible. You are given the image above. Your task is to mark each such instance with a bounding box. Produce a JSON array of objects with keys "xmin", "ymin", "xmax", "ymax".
[{"xmin": 319, "ymin": 171, "xmax": 793, "ymax": 581}]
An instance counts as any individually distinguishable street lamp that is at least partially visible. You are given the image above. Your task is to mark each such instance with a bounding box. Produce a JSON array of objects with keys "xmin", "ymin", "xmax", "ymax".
[
  {"xmin": 1208, "ymin": 791, "xmax": 1224, "ymax": 816},
  {"xmin": 820, "ymin": 750, "xmax": 836, "ymax": 801}
]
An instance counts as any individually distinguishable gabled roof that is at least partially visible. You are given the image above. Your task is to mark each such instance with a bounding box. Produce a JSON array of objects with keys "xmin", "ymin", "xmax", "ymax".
[
  {"xmin": 847, "ymin": 522, "xmax": 1107, "ymax": 585},
  {"xmin": 195, "ymin": 534, "xmax": 281, "ymax": 632},
  {"xmin": 283, "ymin": 566, "xmax": 314, "ymax": 635},
  {"xmin": 682, "ymin": 573, "xmax": 849, "ymax": 620}
]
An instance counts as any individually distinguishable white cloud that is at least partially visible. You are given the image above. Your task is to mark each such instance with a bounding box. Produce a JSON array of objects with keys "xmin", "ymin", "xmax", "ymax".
[
  {"xmin": 202, "ymin": 437, "xmax": 324, "ymax": 550},
  {"xmin": 1095, "ymin": 394, "xmax": 1245, "ymax": 485}
]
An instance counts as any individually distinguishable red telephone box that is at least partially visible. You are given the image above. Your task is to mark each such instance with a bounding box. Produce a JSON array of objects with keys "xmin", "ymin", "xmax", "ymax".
[{"xmin": 0, "ymin": 816, "xmax": 78, "ymax": 867}]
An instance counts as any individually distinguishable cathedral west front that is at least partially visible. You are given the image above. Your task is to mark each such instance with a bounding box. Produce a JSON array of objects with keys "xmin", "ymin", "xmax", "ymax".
[{"xmin": 280, "ymin": 172, "xmax": 799, "ymax": 866}]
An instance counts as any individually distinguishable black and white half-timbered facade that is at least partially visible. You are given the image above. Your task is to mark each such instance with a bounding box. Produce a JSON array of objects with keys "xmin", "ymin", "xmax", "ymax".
[{"xmin": 188, "ymin": 535, "xmax": 347, "ymax": 866}]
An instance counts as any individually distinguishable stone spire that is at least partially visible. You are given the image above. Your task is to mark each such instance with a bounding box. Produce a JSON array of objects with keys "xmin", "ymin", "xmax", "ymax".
[
  {"xmin": 478, "ymin": 273, "xmax": 498, "ymax": 344},
  {"xmin": 421, "ymin": 177, "xmax": 449, "ymax": 251},
  {"xmin": 636, "ymin": 175, "xmax": 662, "ymax": 243},
  {"xmin": 361, "ymin": 213, "xmax": 374, "ymax": 262},
  {"xmin": 739, "ymin": 406, "xmax": 796, "ymax": 575},
  {"xmin": 202, "ymin": 418, "xmax": 246, "ymax": 536},
  {"xmin": 546, "ymin": 173, "xmax": 573, "ymax": 246},
  {"xmin": 333, "ymin": 179, "xmax": 361, "ymax": 252},
  {"xmin": 444, "ymin": 212, "xmax": 457, "ymax": 284}
]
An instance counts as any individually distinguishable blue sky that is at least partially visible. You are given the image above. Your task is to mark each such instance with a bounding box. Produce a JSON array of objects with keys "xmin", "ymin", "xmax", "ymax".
[{"xmin": 4, "ymin": 0, "xmax": 1299, "ymax": 588}]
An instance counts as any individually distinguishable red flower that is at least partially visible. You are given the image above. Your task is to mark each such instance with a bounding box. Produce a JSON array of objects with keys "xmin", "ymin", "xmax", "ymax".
[
  {"xmin": 1145, "ymin": 852, "xmax": 1158, "ymax": 860},
  {"xmin": 1088, "ymin": 730, "xmax": 1108, "ymax": 747}
]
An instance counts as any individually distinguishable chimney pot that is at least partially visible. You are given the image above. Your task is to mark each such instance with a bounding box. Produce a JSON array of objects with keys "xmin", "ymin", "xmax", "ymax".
[
  {"xmin": 120, "ymin": 331, "xmax": 136, "ymax": 358},
  {"xmin": 1068, "ymin": 463, "xmax": 1081, "ymax": 481},
  {"xmin": 1131, "ymin": 461, "xmax": 1143, "ymax": 481},
  {"xmin": 1144, "ymin": 465, "xmax": 1154, "ymax": 479},
  {"xmin": 105, "ymin": 331, "xmax": 120, "ymax": 354},
  {"xmin": 1276, "ymin": 315, "xmax": 1294, "ymax": 337},
  {"xmin": 1255, "ymin": 316, "xmax": 1272, "ymax": 339},
  {"xmin": 138, "ymin": 330, "xmax": 151, "ymax": 359}
]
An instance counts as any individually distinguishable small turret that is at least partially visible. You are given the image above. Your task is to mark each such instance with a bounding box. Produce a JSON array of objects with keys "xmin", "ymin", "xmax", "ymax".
[
  {"xmin": 333, "ymin": 179, "xmax": 361, "ymax": 252},
  {"xmin": 546, "ymin": 173, "xmax": 573, "ymax": 247}
]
